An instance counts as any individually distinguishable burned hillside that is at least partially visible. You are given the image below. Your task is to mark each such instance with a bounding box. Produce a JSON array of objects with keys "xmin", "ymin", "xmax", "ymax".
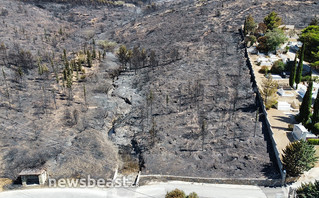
[{"xmin": 0, "ymin": 0, "xmax": 318, "ymax": 181}]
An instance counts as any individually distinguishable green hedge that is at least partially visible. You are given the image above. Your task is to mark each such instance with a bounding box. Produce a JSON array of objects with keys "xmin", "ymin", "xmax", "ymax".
[{"xmin": 307, "ymin": 139, "xmax": 319, "ymax": 145}]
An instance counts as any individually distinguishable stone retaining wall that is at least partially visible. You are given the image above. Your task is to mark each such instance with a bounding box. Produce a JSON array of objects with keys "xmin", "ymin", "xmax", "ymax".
[
  {"xmin": 139, "ymin": 175, "xmax": 282, "ymax": 187},
  {"xmin": 240, "ymin": 29, "xmax": 286, "ymax": 185}
]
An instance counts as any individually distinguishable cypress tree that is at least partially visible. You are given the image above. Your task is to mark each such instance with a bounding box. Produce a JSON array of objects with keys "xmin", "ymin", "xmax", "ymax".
[
  {"xmin": 296, "ymin": 81, "xmax": 313, "ymax": 124},
  {"xmin": 289, "ymin": 55, "xmax": 297, "ymax": 88},
  {"xmin": 312, "ymin": 92, "xmax": 319, "ymax": 125},
  {"xmin": 295, "ymin": 44, "xmax": 306, "ymax": 89}
]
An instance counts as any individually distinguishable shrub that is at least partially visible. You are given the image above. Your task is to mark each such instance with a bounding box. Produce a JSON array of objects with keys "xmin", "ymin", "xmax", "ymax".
[
  {"xmin": 257, "ymin": 28, "xmax": 287, "ymax": 53},
  {"xmin": 282, "ymin": 140, "xmax": 318, "ymax": 177},
  {"xmin": 256, "ymin": 36, "xmax": 268, "ymax": 52},
  {"xmin": 265, "ymin": 28, "xmax": 288, "ymax": 52},
  {"xmin": 244, "ymin": 15, "xmax": 257, "ymax": 35},
  {"xmin": 311, "ymin": 61, "xmax": 319, "ymax": 70},
  {"xmin": 296, "ymin": 180, "xmax": 319, "ymax": 197},
  {"xmin": 165, "ymin": 189, "xmax": 186, "ymax": 198},
  {"xmin": 313, "ymin": 123, "xmax": 319, "ymax": 135},
  {"xmin": 259, "ymin": 66, "xmax": 269, "ymax": 74},
  {"xmin": 97, "ymin": 40, "xmax": 116, "ymax": 52},
  {"xmin": 260, "ymin": 76, "xmax": 278, "ymax": 109},
  {"xmin": 270, "ymin": 60, "xmax": 285, "ymax": 74},
  {"xmin": 187, "ymin": 192, "xmax": 199, "ymax": 198},
  {"xmin": 307, "ymin": 139, "xmax": 319, "ymax": 145},
  {"xmin": 256, "ymin": 22, "xmax": 267, "ymax": 35},
  {"xmin": 301, "ymin": 75, "xmax": 312, "ymax": 82},
  {"xmin": 245, "ymin": 35, "xmax": 257, "ymax": 46}
]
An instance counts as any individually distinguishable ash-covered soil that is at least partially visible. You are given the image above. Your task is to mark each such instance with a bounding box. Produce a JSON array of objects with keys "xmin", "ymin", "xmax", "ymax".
[
  {"xmin": 0, "ymin": 0, "xmax": 318, "ymax": 180},
  {"xmin": 111, "ymin": 0, "xmax": 319, "ymax": 178}
]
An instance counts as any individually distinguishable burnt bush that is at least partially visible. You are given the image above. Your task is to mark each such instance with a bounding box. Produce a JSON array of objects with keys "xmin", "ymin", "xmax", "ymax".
[{"xmin": 8, "ymin": 44, "xmax": 35, "ymax": 72}]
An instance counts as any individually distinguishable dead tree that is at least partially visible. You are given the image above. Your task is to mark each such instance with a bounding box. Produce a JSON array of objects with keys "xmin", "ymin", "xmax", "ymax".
[
  {"xmin": 83, "ymin": 85, "xmax": 87, "ymax": 106},
  {"xmin": 149, "ymin": 50, "xmax": 157, "ymax": 71},
  {"xmin": 147, "ymin": 90, "xmax": 154, "ymax": 126},
  {"xmin": 178, "ymin": 84, "xmax": 182, "ymax": 112},
  {"xmin": 199, "ymin": 114, "xmax": 207, "ymax": 151},
  {"xmin": 2, "ymin": 68, "xmax": 11, "ymax": 107},
  {"xmin": 132, "ymin": 46, "xmax": 140, "ymax": 74},
  {"xmin": 149, "ymin": 117, "xmax": 157, "ymax": 146},
  {"xmin": 170, "ymin": 48, "xmax": 179, "ymax": 62},
  {"xmin": 0, "ymin": 43, "xmax": 8, "ymax": 66},
  {"xmin": 52, "ymin": 89, "xmax": 57, "ymax": 109}
]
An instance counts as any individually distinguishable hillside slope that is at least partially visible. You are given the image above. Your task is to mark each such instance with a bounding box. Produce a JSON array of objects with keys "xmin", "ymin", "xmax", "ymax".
[{"xmin": 0, "ymin": 0, "xmax": 318, "ymax": 180}]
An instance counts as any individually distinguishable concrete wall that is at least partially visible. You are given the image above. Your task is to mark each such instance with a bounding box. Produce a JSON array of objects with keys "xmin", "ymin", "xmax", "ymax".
[
  {"xmin": 139, "ymin": 175, "xmax": 282, "ymax": 187},
  {"xmin": 241, "ymin": 29, "xmax": 286, "ymax": 185}
]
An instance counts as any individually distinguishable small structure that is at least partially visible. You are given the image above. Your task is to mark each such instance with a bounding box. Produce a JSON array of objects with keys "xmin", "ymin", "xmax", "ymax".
[
  {"xmin": 276, "ymin": 101, "xmax": 291, "ymax": 111},
  {"xmin": 292, "ymin": 124, "xmax": 316, "ymax": 140},
  {"xmin": 297, "ymin": 83, "xmax": 319, "ymax": 99},
  {"xmin": 277, "ymin": 88, "xmax": 294, "ymax": 97},
  {"xmin": 279, "ymin": 25, "xmax": 295, "ymax": 30},
  {"xmin": 297, "ymin": 84, "xmax": 307, "ymax": 98},
  {"xmin": 271, "ymin": 74, "xmax": 282, "ymax": 80},
  {"xmin": 19, "ymin": 168, "xmax": 47, "ymax": 186}
]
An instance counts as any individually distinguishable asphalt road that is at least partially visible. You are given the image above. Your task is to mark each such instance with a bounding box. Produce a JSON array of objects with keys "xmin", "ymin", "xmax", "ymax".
[{"xmin": 0, "ymin": 181, "xmax": 287, "ymax": 198}]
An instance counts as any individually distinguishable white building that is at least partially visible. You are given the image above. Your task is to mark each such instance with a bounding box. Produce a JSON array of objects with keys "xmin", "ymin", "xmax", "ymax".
[{"xmin": 292, "ymin": 124, "xmax": 316, "ymax": 140}]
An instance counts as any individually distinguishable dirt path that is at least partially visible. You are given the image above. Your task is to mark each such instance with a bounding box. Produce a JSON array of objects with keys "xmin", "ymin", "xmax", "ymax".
[
  {"xmin": 248, "ymin": 47, "xmax": 319, "ymax": 189},
  {"xmin": 249, "ymin": 53, "xmax": 294, "ymax": 154},
  {"xmin": 267, "ymin": 109, "xmax": 294, "ymax": 156}
]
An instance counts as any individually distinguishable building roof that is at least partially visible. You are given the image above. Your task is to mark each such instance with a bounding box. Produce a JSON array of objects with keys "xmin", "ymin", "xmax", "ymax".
[{"xmin": 19, "ymin": 168, "xmax": 46, "ymax": 176}]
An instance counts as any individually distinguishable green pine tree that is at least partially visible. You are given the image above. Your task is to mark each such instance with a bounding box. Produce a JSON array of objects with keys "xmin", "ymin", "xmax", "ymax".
[
  {"xmin": 296, "ymin": 81, "xmax": 313, "ymax": 124},
  {"xmin": 295, "ymin": 44, "xmax": 306, "ymax": 88},
  {"xmin": 263, "ymin": 11, "xmax": 282, "ymax": 30},
  {"xmin": 289, "ymin": 55, "xmax": 297, "ymax": 88},
  {"xmin": 283, "ymin": 140, "xmax": 318, "ymax": 177}
]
